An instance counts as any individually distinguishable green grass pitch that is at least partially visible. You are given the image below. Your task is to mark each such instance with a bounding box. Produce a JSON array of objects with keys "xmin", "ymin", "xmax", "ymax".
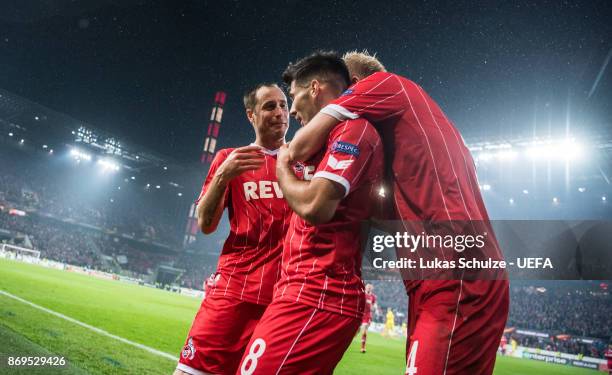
[{"xmin": 0, "ymin": 258, "xmax": 601, "ymax": 374}]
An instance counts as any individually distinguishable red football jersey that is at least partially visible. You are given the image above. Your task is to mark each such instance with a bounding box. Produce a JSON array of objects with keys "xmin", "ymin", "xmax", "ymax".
[
  {"xmin": 196, "ymin": 146, "xmax": 291, "ymax": 305},
  {"xmin": 274, "ymin": 119, "xmax": 384, "ymax": 318},
  {"xmin": 322, "ymin": 72, "xmax": 505, "ymax": 289},
  {"xmin": 364, "ymin": 292, "xmax": 377, "ymax": 317}
]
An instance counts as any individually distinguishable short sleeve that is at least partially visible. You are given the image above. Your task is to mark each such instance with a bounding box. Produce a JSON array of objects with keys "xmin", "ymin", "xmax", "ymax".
[
  {"xmin": 312, "ymin": 120, "xmax": 381, "ymax": 197},
  {"xmin": 195, "ymin": 149, "xmax": 230, "ymax": 206}
]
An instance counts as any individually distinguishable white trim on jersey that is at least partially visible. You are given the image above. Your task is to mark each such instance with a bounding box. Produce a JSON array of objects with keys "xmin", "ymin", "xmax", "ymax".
[
  {"xmin": 339, "ymin": 266, "xmax": 348, "ymax": 316},
  {"xmin": 320, "ymin": 104, "xmax": 359, "ymax": 121},
  {"xmin": 443, "ymin": 278, "xmax": 464, "ymax": 375},
  {"xmin": 176, "ymin": 363, "xmax": 213, "ymax": 375},
  {"xmin": 312, "ymin": 171, "xmax": 351, "ymax": 197},
  {"xmin": 340, "ymin": 120, "xmax": 377, "ymax": 188},
  {"xmin": 250, "ymin": 143, "xmax": 280, "ymax": 155}
]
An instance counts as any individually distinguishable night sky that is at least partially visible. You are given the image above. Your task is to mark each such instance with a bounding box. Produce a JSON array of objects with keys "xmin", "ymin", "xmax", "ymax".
[{"xmin": 0, "ymin": 0, "xmax": 610, "ymax": 163}]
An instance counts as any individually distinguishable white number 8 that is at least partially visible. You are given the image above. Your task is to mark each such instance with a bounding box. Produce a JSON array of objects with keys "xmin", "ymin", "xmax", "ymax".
[{"xmin": 241, "ymin": 338, "xmax": 266, "ymax": 375}]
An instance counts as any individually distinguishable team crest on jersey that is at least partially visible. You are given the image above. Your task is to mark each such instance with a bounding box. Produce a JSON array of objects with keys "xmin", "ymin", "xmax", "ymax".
[
  {"xmin": 331, "ymin": 141, "xmax": 360, "ymax": 157},
  {"xmin": 182, "ymin": 337, "xmax": 196, "ymax": 360},
  {"xmin": 292, "ymin": 162, "xmax": 315, "ymax": 180},
  {"xmin": 293, "ymin": 162, "xmax": 305, "ymax": 172},
  {"xmin": 341, "ymin": 89, "xmax": 353, "ymax": 96},
  {"xmin": 206, "ymin": 273, "xmax": 219, "ymax": 287}
]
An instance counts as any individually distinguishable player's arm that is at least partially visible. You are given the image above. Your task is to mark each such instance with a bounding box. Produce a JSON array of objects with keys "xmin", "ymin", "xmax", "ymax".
[
  {"xmin": 288, "ymin": 112, "xmax": 339, "ymax": 162},
  {"xmin": 197, "ymin": 146, "xmax": 264, "ymax": 233},
  {"xmin": 277, "ymin": 145, "xmax": 344, "ymax": 225},
  {"xmin": 290, "ymin": 72, "xmax": 403, "ymax": 163},
  {"xmin": 196, "ymin": 177, "xmax": 227, "ymax": 234}
]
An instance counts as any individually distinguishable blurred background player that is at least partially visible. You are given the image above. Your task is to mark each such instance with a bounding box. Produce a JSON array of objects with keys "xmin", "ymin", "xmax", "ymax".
[
  {"xmin": 510, "ymin": 336, "xmax": 518, "ymax": 356},
  {"xmin": 382, "ymin": 307, "xmax": 396, "ymax": 337},
  {"xmin": 360, "ymin": 283, "xmax": 378, "ymax": 353},
  {"xmin": 237, "ymin": 52, "xmax": 383, "ymax": 374},
  {"xmin": 287, "ymin": 51, "xmax": 509, "ymax": 375},
  {"xmin": 499, "ymin": 335, "xmax": 508, "ymax": 355},
  {"xmin": 175, "ymin": 83, "xmax": 290, "ymax": 375}
]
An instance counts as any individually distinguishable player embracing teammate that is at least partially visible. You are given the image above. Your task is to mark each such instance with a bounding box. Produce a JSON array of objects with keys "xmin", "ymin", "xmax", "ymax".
[
  {"xmin": 177, "ymin": 54, "xmax": 384, "ymax": 374},
  {"xmin": 176, "ymin": 50, "xmax": 509, "ymax": 375},
  {"xmin": 290, "ymin": 51, "xmax": 510, "ymax": 375},
  {"xmin": 236, "ymin": 52, "xmax": 384, "ymax": 374}
]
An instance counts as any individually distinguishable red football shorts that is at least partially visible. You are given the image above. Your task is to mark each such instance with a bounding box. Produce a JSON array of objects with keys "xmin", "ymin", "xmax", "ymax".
[
  {"xmin": 361, "ymin": 313, "xmax": 372, "ymax": 325},
  {"xmin": 404, "ymin": 280, "xmax": 509, "ymax": 375},
  {"xmin": 237, "ymin": 299, "xmax": 360, "ymax": 375},
  {"xmin": 177, "ymin": 294, "xmax": 267, "ymax": 375}
]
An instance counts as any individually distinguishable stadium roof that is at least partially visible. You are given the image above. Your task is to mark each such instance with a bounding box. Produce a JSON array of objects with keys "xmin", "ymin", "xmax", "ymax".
[{"xmin": 0, "ymin": 88, "xmax": 203, "ymax": 179}]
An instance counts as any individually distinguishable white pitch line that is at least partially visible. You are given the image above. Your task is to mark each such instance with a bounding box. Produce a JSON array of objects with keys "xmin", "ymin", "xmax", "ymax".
[{"xmin": 0, "ymin": 289, "xmax": 177, "ymax": 361}]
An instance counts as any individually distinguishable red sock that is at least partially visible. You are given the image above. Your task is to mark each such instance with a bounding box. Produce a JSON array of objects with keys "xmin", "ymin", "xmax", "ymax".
[{"xmin": 361, "ymin": 331, "xmax": 367, "ymax": 350}]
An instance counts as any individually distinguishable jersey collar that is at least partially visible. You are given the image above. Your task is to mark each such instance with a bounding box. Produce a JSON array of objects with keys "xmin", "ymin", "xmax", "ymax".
[{"xmin": 250, "ymin": 143, "xmax": 280, "ymax": 155}]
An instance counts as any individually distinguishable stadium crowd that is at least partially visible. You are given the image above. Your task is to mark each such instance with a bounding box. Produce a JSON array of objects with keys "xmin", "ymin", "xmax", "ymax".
[
  {"xmin": 0, "ymin": 146, "xmax": 181, "ymax": 246},
  {"xmin": 506, "ymin": 281, "xmax": 611, "ymax": 358},
  {"xmin": 509, "ymin": 282, "xmax": 611, "ymax": 339},
  {"xmin": 0, "ymin": 204, "xmax": 215, "ymax": 288}
]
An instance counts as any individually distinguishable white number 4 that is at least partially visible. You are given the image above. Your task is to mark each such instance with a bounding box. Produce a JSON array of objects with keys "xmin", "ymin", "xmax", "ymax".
[
  {"xmin": 405, "ymin": 340, "xmax": 418, "ymax": 375},
  {"xmin": 241, "ymin": 338, "xmax": 266, "ymax": 375}
]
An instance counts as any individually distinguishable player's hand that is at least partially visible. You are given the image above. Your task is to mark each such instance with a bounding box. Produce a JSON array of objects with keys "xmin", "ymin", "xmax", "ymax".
[
  {"xmin": 277, "ymin": 143, "xmax": 292, "ymax": 167},
  {"xmin": 215, "ymin": 145, "xmax": 264, "ymax": 184}
]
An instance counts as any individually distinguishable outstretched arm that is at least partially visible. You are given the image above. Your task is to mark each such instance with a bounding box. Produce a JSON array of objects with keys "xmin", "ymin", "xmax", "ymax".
[{"xmin": 288, "ymin": 112, "xmax": 339, "ymax": 162}]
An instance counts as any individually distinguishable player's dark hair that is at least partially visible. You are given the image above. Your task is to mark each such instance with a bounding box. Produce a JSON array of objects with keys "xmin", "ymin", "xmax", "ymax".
[
  {"xmin": 243, "ymin": 82, "xmax": 280, "ymax": 111},
  {"xmin": 282, "ymin": 51, "xmax": 351, "ymax": 94}
]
